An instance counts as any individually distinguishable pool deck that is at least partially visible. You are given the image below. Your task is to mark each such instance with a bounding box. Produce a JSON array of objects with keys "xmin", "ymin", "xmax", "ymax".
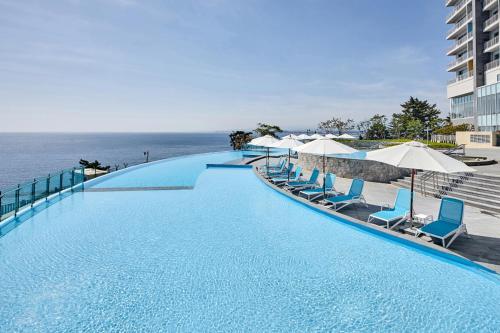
[{"xmin": 252, "ymin": 157, "xmax": 500, "ymax": 273}]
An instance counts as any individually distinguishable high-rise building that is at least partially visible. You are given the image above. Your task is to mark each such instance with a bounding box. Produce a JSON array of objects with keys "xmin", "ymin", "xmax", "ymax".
[{"xmin": 446, "ymin": 0, "xmax": 500, "ymax": 133}]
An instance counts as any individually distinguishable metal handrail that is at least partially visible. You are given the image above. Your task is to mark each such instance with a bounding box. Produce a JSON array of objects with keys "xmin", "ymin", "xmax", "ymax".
[
  {"xmin": 486, "ymin": 59, "xmax": 500, "ymax": 71},
  {"xmin": 446, "ymin": 0, "xmax": 468, "ymax": 22},
  {"xmin": 447, "ymin": 12, "xmax": 473, "ymax": 36},
  {"xmin": 484, "ymin": 0, "xmax": 496, "ymax": 9},
  {"xmin": 484, "ymin": 13, "xmax": 499, "ymax": 29},
  {"xmin": 443, "ymin": 144, "xmax": 466, "ymax": 156},
  {"xmin": 485, "ymin": 36, "xmax": 499, "ymax": 50},
  {"xmin": 448, "ymin": 51, "xmax": 473, "ymax": 69},
  {"xmin": 447, "ymin": 32, "xmax": 473, "ymax": 53},
  {"xmin": 0, "ymin": 167, "xmax": 85, "ymax": 221}
]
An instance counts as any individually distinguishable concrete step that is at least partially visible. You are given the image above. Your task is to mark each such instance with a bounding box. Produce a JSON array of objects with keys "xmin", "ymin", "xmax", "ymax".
[
  {"xmin": 392, "ymin": 180, "xmax": 500, "ymax": 215},
  {"xmin": 401, "ymin": 175, "xmax": 500, "ymax": 191}
]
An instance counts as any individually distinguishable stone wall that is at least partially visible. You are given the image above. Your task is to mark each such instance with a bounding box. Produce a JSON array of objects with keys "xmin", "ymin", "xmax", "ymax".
[{"xmin": 297, "ymin": 153, "xmax": 409, "ymax": 183}]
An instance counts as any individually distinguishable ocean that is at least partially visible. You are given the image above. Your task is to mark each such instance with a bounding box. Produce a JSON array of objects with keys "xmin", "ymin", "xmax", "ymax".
[{"xmin": 0, "ymin": 133, "xmax": 231, "ymax": 190}]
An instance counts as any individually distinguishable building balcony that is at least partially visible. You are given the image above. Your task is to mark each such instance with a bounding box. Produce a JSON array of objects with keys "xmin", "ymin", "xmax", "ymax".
[
  {"xmin": 447, "ymin": 32, "xmax": 473, "ymax": 55},
  {"xmin": 445, "ymin": 0, "xmax": 461, "ymax": 7},
  {"xmin": 448, "ymin": 71, "xmax": 474, "ymax": 84},
  {"xmin": 484, "ymin": 36, "xmax": 499, "ymax": 52},
  {"xmin": 447, "ymin": 13, "xmax": 473, "ymax": 40},
  {"xmin": 446, "ymin": 0, "xmax": 470, "ymax": 24},
  {"xmin": 484, "ymin": 13, "xmax": 499, "ymax": 32},
  {"xmin": 447, "ymin": 51, "xmax": 473, "ymax": 71},
  {"xmin": 484, "ymin": 0, "xmax": 498, "ymax": 11},
  {"xmin": 486, "ymin": 59, "xmax": 500, "ymax": 71}
]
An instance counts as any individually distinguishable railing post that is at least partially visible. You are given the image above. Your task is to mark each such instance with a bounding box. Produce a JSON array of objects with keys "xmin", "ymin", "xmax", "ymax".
[
  {"xmin": 14, "ymin": 184, "xmax": 20, "ymax": 217},
  {"xmin": 59, "ymin": 172, "xmax": 63, "ymax": 194},
  {"xmin": 46, "ymin": 174, "xmax": 50, "ymax": 201},
  {"xmin": 31, "ymin": 179, "xmax": 36, "ymax": 207},
  {"xmin": 71, "ymin": 168, "xmax": 75, "ymax": 192},
  {"xmin": 0, "ymin": 190, "xmax": 3, "ymax": 221}
]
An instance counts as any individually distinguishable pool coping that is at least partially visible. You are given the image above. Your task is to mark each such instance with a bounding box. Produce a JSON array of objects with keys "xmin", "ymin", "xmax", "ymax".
[{"xmin": 252, "ymin": 167, "xmax": 499, "ymax": 277}]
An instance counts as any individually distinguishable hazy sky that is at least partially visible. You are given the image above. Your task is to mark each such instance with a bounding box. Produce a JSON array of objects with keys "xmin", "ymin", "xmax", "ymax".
[{"xmin": 0, "ymin": 0, "xmax": 448, "ymax": 132}]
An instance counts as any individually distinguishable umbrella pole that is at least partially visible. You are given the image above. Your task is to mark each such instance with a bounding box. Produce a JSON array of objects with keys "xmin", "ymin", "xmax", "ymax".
[
  {"xmin": 323, "ymin": 154, "xmax": 326, "ymax": 197},
  {"xmin": 288, "ymin": 149, "xmax": 291, "ymax": 182},
  {"xmin": 410, "ymin": 169, "xmax": 415, "ymax": 228}
]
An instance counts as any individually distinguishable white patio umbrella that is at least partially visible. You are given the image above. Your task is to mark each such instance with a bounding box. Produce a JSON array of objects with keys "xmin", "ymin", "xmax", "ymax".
[
  {"xmin": 366, "ymin": 141, "xmax": 475, "ymax": 223},
  {"xmin": 325, "ymin": 133, "xmax": 338, "ymax": 139},
  {"xmin": 269, "ymin": 137, "xmax": 303, "ymax": 180},
  {"xmin": 338, "ymin": 133, "xmax": 356, "ymax": 140},
  {"xmin": 282, "ymin": 134, "xmax": 299, "ymax": 140},
  {"xmin": 297, "ymin": 134, "xmax": 311, "ymax": 140},
  {"xmin": 249, "ymin": 135, "xmax": 280, "ymax": 174},
  {"xmin": 310, "ymin": 133, "xmax": 324, "ymax": 139},
  {"xmin": 294, "ymin": 138, "xmax": 358, "ymax": 196}
]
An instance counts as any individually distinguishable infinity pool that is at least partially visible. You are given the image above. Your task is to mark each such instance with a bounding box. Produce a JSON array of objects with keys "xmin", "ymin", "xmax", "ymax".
[{"xmin": 0, "ymin": 152, "xmax": 499, "ymax": 332}]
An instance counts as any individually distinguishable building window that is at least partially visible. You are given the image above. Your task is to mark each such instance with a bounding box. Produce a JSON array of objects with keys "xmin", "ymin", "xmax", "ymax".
[{"xmin": 470, "ymin": 134, "xmax": 491, "ymax": 144}]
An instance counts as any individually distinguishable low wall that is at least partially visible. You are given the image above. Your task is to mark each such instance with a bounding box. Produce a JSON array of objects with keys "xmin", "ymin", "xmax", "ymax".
[{"xmin": 298, "ymin": 153, "xmax": 409, "ymax": 183}]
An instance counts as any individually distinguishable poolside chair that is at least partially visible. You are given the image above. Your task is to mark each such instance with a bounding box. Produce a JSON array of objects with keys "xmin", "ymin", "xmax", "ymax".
[
  {"xmin": 261, "ymin": 158, "xmax": 286, "ymax": 173},
  {"xmin": 415, "ymin": 197, "xmax": 468, "ymax": 248},
  {"xmin": 271, "ymin": 166, "xmax": 302, "ymax": 185},
  {"xmin": 367, "ymin": 188, "xmax": 411, "ymax": 230},
  {"xmin": 284, "ymin": 168, "xmax": 320, "ymax": 191},
  {"xmin": 267, "ymin": 162, "xmax": 294, "ymax": 178},
  {"xmin": 299, "ymin": 173, "xmax": 337, "ymax": 201},
  {"xmin": 322, "ymin": 178, "xmax": 367, "ymax": 211}
]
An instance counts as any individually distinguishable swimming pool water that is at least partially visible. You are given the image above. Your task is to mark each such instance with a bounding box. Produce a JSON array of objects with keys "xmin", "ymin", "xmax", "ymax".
[
  {"xmin": 0, "ymin": 153, "xmax": 499, "ymax": 332},
  {"xmin": 91, "ymin": 151, "xmax": 242, "ymax": 188}
]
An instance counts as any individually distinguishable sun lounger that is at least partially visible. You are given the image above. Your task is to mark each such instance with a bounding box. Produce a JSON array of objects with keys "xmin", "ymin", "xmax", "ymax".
[
  {"xmin": 271, "ymin": 166, "xmax": 302, "ymax": 184},
  {"xmin": 415, "ymin": 197, "xmax": 468, "ymax": 248},
  {"xmin": 322, "ymin": 178, "xmax": 366, "ymax": 211},
  {"xmin": 284, "ymin": 168, "xmax": 320, "ymax": 191},
  {"xmin": 299, "ymin": 173, "xmax": 337, "ymax": 200},
  {"xmin": 367, "ymin": 188, "xmax": 411, "ymax": 229}
]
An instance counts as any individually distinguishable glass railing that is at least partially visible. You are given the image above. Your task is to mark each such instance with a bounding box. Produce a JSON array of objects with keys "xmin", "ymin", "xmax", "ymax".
[
  {"xmin": 446, "ymin": 0, "xmax": 468, "ymax": 22},
  {"xmin": 486, "ymin": 59, "xmax": 500, "ymax": 71},
  {"xmin": 0, "ymin": 167, "xmax": 85, "ymax": 221},
  {"xmin": 484, "ymin": 13, "xmax": 499, "ymax": 29},
  {"xmin": 484, "ymin": 0, "xmax": 497, "ymax": 10},
  {"xmin": 485, "ymin": 36, "xmax": 499, "ymax": 50}
]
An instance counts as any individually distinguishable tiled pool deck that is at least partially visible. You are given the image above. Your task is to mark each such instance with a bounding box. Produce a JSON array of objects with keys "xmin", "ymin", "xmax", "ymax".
[{"xmin": 253, "ymin": 157, "xmax": 500, "ymax": 273}]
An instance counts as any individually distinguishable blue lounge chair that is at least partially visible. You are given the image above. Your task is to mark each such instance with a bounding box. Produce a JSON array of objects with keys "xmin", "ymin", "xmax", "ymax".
[
  {"xmin": 261, "ymin": 158, "xmax": 286, "ymax": 173},
  {"xmin": 416, "ymin": 197, "xmax": 468, "ymax": 248},
  {"xmin": 285, "ymin": 168, "xmax": 320, "ymax": 191},
  {"xmin": 268, "ymin": 162, "xmax": 294, "ymax": 178},
  {"xmin": 322, "ymin": 179, "xmax": 366, "ymax": 211},
  {"xmin": 299, "ymin": 173, "xmax": 337, "ymax": 201},
  {"xmin": 368, "ymin": 188, "xmax": 411, "ymax": 229},
  {"xmin": 271, "ymin": 166, "xmax": 302, "ymax": 184}
]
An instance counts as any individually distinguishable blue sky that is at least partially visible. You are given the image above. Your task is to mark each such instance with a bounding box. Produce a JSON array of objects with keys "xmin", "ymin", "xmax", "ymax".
[{"xmin": 0, "ymin": 0, "xmax": 448, "ymax": 132}]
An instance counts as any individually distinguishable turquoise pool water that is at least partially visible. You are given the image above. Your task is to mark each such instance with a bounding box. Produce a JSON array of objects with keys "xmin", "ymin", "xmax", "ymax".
[{"xmin": 0, "ymin": 153, "xmax": 499, "ymax": 332}]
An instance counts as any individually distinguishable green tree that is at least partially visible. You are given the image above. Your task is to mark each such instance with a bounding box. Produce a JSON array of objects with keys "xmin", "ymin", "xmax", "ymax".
[
  {"xmin": 356, "ymin": 120, "xmax": 370, "ymax": 139},
  {"xmin": 405, "ymin": 119, "xmax": 424, "ymax": 139},
  {"xmin": 389, "ymin": 113, "xmax": 405, "ymax": 139},
  {"xmin": 318, "ymin": 117, "xmax": 354, "ymax": 135},
  {"xmin": 400, "ymin": 97, "xmax": 441, "ymax": 135},
  {"xmin": 79, "ymin": 159, "xmax": 110, "ymax": 171},
  {"xmin": 229, "ymin": 131, "xmax": 253, "ymax": 150},
  {"xmin": 254, "ymin": 123, "xmax": 282, "ymax": 138},
  {"xmin": 366, "ymin": 114, "xmax": 388, "ymax": 139}
]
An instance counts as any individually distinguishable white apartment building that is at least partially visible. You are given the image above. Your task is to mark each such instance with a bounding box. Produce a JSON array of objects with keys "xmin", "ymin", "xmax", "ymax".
[{"xmin": 446, "ymin": 0, "xmax": 500, "ymax": 136}]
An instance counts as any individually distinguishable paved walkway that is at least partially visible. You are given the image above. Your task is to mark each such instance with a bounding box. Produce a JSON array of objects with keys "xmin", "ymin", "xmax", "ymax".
[{"xmin": 255, "ymin": 157, "xmax": 500, "ymax": 273}]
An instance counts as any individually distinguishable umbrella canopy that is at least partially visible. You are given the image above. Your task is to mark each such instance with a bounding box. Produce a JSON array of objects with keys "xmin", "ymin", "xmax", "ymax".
[
  {"xmin": 249, "ymin": 135, "xmax": 280, "ymax": 176},
  {"xmin": 282, "ymin": 134, "xmax": 299, "ymax": 140},
  {"xmin": 325, "ymin": 133, "xmax": 338, "ymax": 139},
  {"xmin": 338, "ymin": 133, "xmax": 356, "ymax": 139},
  {"xmin": 293, "ymin": 137, "xmax": 358, "ymax": 155},
  {"xmin": 297, "ymin": 134, "xmax": 311, "ymax": 140},
  {"xmin": 366, "ymin": 141, "xmax": 475, "ymax": 224},
  {"xmin": 269, "ymin": 137, "xmax": 303, "ymax": 181},
  {"xmin": 249, "ymin": 135, "xmax": 280, "ymax": 147},
  {"xmin": 365, "ymin": 141, "xmax": 475, "ymax": 174},
  {"xmin": 269, "ymin": 137, "xmax": 303, "ymax": 149},
  {"xmin": 294, "ymin": 138, "xmax": 358, "ymax": 196},
  {"xmin": 310, "ymin": 133, "xmax": 324, "ymax": 139}
]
